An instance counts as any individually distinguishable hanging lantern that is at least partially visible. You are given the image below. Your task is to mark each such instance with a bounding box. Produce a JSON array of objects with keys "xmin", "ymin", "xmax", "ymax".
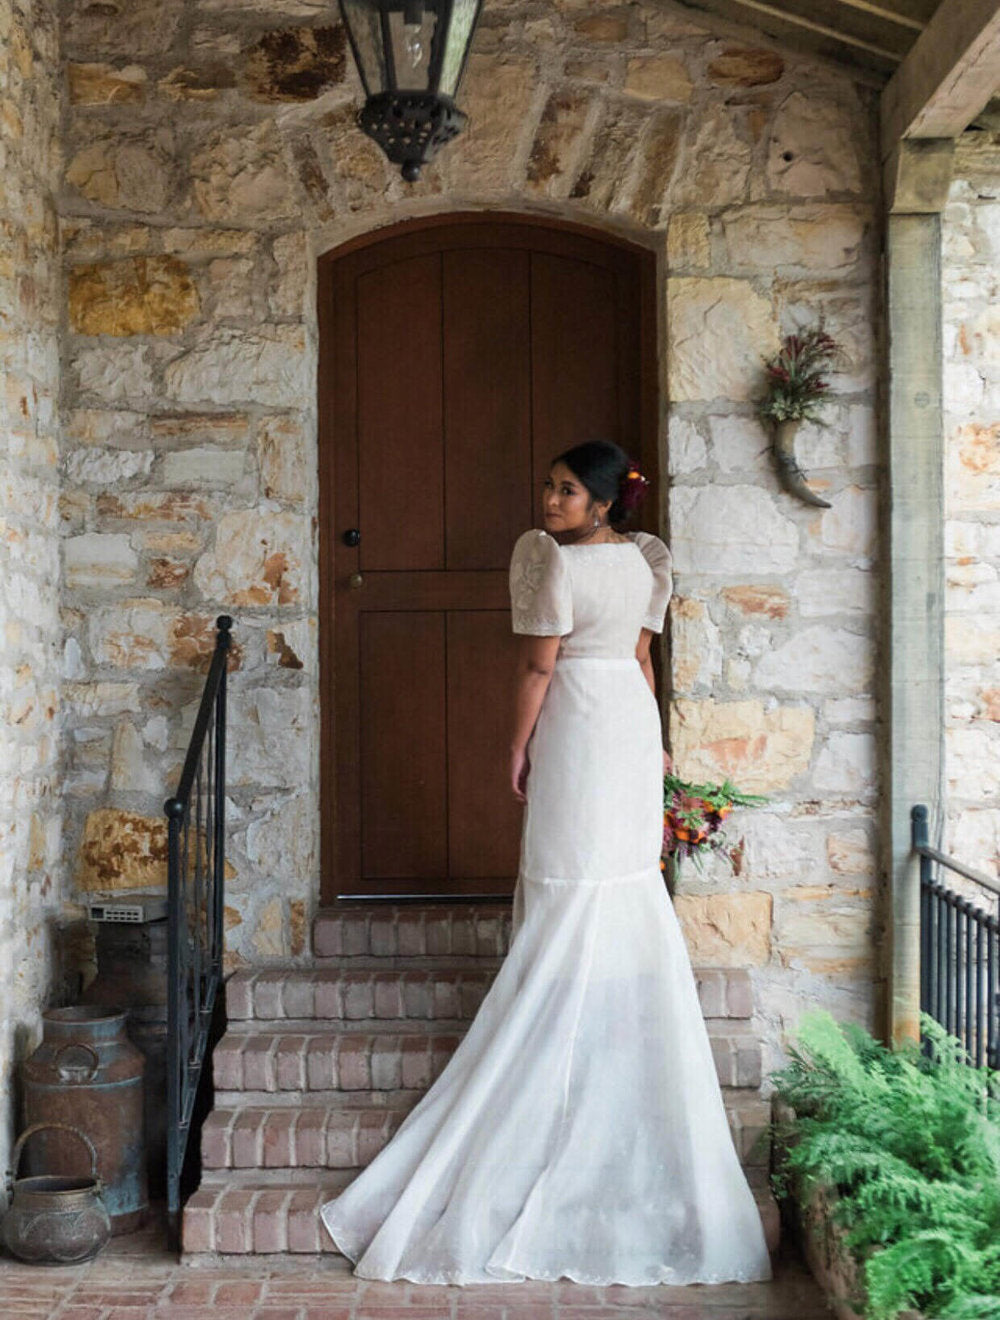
[{"xmin": 338, "ymin": 0, "xmax": 484, "ymax": 182}]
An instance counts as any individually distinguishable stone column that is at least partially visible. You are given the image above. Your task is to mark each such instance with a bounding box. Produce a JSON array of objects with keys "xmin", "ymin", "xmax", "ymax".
[{"xmin": 884, "ymin": 140, "xmax": 953, "ymax": 1045}]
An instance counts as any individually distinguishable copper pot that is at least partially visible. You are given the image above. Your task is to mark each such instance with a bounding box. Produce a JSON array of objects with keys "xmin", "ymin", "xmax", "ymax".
[{"xmin": 2, "ymin": 1123, "xmax": 111, "ymax": 1265}]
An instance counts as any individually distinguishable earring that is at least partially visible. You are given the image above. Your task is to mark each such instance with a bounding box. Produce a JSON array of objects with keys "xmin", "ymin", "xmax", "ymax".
[{"xmin": 593, "ymin": 513, "xmax": 601, "ymax": 527}]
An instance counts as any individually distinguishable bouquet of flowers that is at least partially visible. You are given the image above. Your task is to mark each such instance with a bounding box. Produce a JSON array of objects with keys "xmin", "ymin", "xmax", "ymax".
[
  {"xmin": 661, "ymin": 773, "xmax": 766, "ymax": 870},
  {"xmin": 757, "ymin": 327, "xmax": 841, "ymax": 425}
]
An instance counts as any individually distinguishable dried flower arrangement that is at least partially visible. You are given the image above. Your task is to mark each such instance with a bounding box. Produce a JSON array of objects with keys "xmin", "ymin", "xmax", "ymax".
[{"xmin": 758, "ymin": 327, "xmax": 841, "ymax": 424}]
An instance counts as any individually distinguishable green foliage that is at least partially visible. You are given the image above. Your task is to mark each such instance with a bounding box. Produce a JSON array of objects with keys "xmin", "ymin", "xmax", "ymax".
[
  {"xmin": 771, "ymin": 1011, "xmax": 1000, "ymax": 1320},
  {"xmin": 758, "ymin": 327, "xmax": 842, "ymax": 424}
]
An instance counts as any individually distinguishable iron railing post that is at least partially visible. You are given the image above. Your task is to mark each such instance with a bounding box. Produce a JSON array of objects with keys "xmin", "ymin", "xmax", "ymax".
[{"xmin": 165, "ymin": 616, "xmax": 233, "ymax": 1252}]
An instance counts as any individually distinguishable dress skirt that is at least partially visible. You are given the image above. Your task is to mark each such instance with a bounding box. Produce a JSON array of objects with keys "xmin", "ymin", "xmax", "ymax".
[{"xmin": 320, "ymin": 656, "xmax": 773, "ymax": 1286}]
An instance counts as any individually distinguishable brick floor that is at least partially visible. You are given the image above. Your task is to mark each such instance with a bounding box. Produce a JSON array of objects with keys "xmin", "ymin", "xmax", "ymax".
[{"xmin": 1, "ymin": 1211, "xmax": 833, "ymax": 1320}]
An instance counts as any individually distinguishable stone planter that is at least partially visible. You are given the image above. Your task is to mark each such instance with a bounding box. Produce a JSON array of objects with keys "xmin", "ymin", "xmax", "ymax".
[{"xmin": 772, "ymin": 1098, "xmax": 926, "ymax": 1320}]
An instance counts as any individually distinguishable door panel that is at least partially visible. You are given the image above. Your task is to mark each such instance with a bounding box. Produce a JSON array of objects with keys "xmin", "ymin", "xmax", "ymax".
[
  {"xmin": 319, "ymin": 217, "xmax": 656, "ymax": 899},
  {"xmin": 446, "ymin": 611, "xmax": 524, "ymax": 880},
  {"xmin": 360, "ymin": 611, "xmax": 448, "ymax": 880},
  {"xmin": 442, "ymin": 249, "xmax": 532, "ymax": 572},
  {"xmin": 358, "ymin": 256, "xmax": 444, "ymax": 572}
]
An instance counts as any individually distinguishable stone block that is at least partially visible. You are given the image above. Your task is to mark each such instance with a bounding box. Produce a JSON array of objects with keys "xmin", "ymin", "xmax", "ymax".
[
  {"xmin": 67, "ymin": 62, "xmax": 147, "ymax": 105},
  {"xmin": 525, "ymin": 90, "xmax": 591, "ymax": 197},
  {"xmin": 667, "ymin": 213, "xmax": 710, "ymax": 270},
  {"xmin": 668, "ymin": 278, "xmax": 779, "ymax": 403},
  {"xmin": 446, "ymin": 54, "xmax": 536, "ymax": 193},
  {"xmin": 162, "ymin": 446, "xmax": 246, "ymax": 487},
  {"xmin": 192, "ymin": 121, "xmax": 300, "ymax": 223},
  {"xmin": 813, "ymin": 731, "xmax": 877, "ymax": 796},
  {"xmin": 163, "ymin": 326, "xmax": 308, "ymax": 407},
  {"xmin": 674, "ymin": 892, "xmax": 772, "ymax": 967},
  {"xmin": 65, "ymin": 132, "xmax": 174, "ymax": 213},
  {"xmin": 69, "ymin": 256, "xmax": 199, "ymax": 337},
  {"xmin": 708, "ymin": 47, "xmax": 784, "ymax": 86},
  {"xmin": 722, "ymin": 205, "xmax": 865, "ymax": 274},
  {"xmin": 65, "ymin": 448, "xmax": 154, "ymax": 486},
  {"xmin": 671, "ymin": 697, "xmax": 815, "ymax": 793},
  {"xmin": 767, "ymin": 92, "xmax": 863, "ymax": 197},
  {"xmin": 629, "ymin": 107, "xmax": 684, "ymax": 227},
  {"xmin": 624, "ymin": 55, "xmax": 692, "ymax": 103},
  {"xmin": 569, "ymin": 99, "xmax": 648, "ymax": 213},
  {"xmin": 242, "ymin": 24, "xmax": 346, "ymax": 102},
  {"xmin": 827, "ymin": 829, "xmax": 873, "ymax": 875},
  {"xmin": 669, "ymin": 485, "xmax": 796, "ymax": 575},
  {"xmin": 755, "ymin": 625, "xmax": 873, "ymax": 695},
  {"xmin": 257, "ymin": 414, "xmax": 309, "ymax": 503},
  {"xmin": 193, "ymin": 509, "xmax": 308, "ymax": 606},
  {"xmin": 64, "ymin": 0, "xmax": 184, "ymax": 57},
  {"xmin": 76, "ymin": 807, "xmax": 167, "ymax": 891},
  {"xmin": 673, "ymin": 105, "xmax": 752, "ymax": 207},
  {"xmin": 65, "ymin": 532, "xmax": 138, "ymax": 587}
]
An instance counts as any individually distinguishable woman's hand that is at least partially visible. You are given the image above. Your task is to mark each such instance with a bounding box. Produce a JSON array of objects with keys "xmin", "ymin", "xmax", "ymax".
[
  {"xmin": 511, "ymin": 744, "xmax": 530, "ymax": 803},
  {"xmin": 662, "ymin": 747, "xmax": 673, "ymax": 775}
]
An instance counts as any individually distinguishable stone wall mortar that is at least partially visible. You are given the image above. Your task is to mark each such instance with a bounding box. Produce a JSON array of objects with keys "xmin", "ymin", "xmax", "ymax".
[
  {"xmin": 943, "ymin": 132, "xmax": 1000, "ymax": 879},
  {"xmin": 57, "ymin": 0, "xmax": 882, "ymax": 1076},
  {"xmin": 0, "ymin": 0, "xmax": 67, "ymax": 1180}
]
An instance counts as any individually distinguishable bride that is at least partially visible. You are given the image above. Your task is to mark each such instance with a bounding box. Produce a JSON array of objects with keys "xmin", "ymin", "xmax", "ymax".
[{"xmin": 320, "ymin": 439, "xmax": 773, "ymax": 1287}]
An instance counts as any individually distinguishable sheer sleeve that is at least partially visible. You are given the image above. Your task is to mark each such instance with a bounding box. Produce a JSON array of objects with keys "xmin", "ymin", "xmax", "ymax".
[
  {"xmin": 633, "ymin": 532, "xmax": 673, "ymax": 633},
  {"xmin": 508, "ymin": 530, "xmax": 573, "ymax": 636}
]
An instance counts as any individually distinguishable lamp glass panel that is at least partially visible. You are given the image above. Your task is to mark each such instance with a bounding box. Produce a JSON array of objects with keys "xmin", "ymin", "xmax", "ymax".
[
  {"xmin": 341, "ymin": 0, "xmax": 384, "ymax": 93},
  {"xmin": 438, "ymin": 0, "xmax": 479, "ymax": 96},
  {"xmin": 386, "ymin": 7, "xmax": 438, "ymax": 91}
]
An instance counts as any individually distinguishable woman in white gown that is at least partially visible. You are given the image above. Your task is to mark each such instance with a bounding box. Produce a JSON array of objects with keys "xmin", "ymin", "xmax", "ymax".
[{"xmin": 320, "ymin": 440, "xmax": 773, "ymax": 1287}]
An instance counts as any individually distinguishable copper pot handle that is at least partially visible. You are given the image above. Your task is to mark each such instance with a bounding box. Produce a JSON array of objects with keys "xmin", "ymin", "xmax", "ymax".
[
  {"xmin": 6, "ymin": 1122, "xmax": 101, "ymax": 1195},
  {"xmin": 54, "ymin": 1041, "xmax": 99, "ymax": 1082}
]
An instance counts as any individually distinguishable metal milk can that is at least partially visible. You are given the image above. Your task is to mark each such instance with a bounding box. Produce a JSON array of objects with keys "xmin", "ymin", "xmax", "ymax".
[
  {"xmin": 22, "ymin": 1007, "xmax": 147, "ymax": 1234},
  {"xmin": 2, "ymin": 1123, "xmax": 111, "ymax": 1264}
]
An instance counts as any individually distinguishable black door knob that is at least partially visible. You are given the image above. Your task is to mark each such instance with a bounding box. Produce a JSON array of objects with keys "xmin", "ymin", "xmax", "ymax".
[{"xmin": 342, "ymin": 528, "xmax": 361, "ymax": 547}]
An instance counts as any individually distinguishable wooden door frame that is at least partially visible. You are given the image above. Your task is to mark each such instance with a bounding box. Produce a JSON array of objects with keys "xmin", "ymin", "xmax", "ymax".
[{"xmin": 317, "ymin": 212, "xmax": 661, "ymax": 904}]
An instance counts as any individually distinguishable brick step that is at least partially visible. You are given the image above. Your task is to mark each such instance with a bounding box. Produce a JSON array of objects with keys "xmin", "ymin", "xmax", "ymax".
[
  {"xmin": 202, "ymin": 1090, "xmax": 772, "ymax": 1174},
  {"xmin": 227, "ymin": 966, "xmax": 496, "ymax": 1023},
  {"xmin": 182, "ymin": 1171, "xmax": 781, "ymax": 1257},
  {"xmin": 213, "ymin": 1020, "xmax": 762, "ymax": 1095},
  {"xmin": 313, "ymin": 904, "xmax": 513, "ymax": 959},
  {"xmin": 227, "ymin": 964, "xmax": 754, "ymax": 1024}
]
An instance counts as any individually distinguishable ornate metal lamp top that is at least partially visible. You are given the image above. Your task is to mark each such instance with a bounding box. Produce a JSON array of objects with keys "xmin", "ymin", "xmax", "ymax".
[{"xmin": 338, "ymin": 0, "xmax": 484, "ymax": 181}]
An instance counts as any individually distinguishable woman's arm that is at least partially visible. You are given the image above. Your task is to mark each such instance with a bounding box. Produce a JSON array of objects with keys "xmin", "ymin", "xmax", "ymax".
[
  {"xmin": 636, "ymin": 627, "xmax": 673, "ymax": 773},
  {"xmin": 635, "ymin": 626, "xmax": 656, "ymax": 696},
  {"xmin": 510, "ymin": 634, "xmax": 562, "ymax": 802}
]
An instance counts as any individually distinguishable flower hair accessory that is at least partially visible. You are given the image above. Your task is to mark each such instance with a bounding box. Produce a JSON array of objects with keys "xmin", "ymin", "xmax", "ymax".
[{"xmin": 618, "ymin": 460, "xmax": 650, "ymax": 513}]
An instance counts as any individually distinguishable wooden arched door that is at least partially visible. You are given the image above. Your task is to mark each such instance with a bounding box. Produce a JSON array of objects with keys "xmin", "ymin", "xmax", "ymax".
[{"xmin": 318, "ymin": 215, "xmax": 657, "ymax": 899}]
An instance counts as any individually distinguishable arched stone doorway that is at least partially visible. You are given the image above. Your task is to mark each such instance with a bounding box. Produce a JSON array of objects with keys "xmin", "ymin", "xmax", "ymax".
[{"xmin": 317, "ymin": 213, "xmax": 659, "ymax": 900}]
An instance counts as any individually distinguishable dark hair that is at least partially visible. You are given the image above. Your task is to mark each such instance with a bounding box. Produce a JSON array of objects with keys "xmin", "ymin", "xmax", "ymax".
[{"xmin": 551, "ymin": 439, "xmax": 646, "ymax": 525}]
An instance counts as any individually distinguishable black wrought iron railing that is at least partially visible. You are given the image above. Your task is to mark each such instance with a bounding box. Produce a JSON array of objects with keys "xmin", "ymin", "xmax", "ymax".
[
  {"xmin": 165, "ymin": 615, "xmax": 232, "ymax": 1249},
  {"xmin": 914, "ymin": 802, "xmax": 1000, "ymax": 1070}
]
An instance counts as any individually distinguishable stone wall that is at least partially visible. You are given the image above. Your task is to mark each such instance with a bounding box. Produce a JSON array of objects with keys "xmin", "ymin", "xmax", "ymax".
[
  {"xmin": 943, "ymin": 131, "xmax": 1000, "ymax": 877},
  {"xmin": 0, "ymin": 0, "xmax": 65, "ymax": 1176},
  {"xmin": 59, "ymin": 0, "xmax": 881, "ymax": 1075}
]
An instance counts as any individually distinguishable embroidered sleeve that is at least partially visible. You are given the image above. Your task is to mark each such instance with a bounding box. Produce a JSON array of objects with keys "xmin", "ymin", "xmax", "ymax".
[
  {"xmin": 508, "ymin": 530, "xmax": 573, "ymax": 636},
  {"xmin": 633, "ymin": 532, "xmax": 673, "ymax": 634}
]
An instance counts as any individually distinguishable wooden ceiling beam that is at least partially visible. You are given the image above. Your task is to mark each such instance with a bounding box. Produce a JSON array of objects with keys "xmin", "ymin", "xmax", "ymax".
[{"xmin": 880, "ymin": 0, "xmax": 1000, "ymax": 157}]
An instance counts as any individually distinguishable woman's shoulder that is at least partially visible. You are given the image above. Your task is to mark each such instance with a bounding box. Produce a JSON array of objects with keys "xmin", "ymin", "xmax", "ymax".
[
  {"xmin": 511, "ymin": 528, "xmax": 562, "ymax": 558},
  {"xmin": 628, "ymin": 529, "xmax": 671, "ymax": 564}
]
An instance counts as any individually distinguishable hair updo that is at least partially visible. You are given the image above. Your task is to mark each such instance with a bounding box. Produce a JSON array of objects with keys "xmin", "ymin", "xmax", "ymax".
[{"xmin": 551, "ymin": 439, "xmax": 649, "ymax": 525}]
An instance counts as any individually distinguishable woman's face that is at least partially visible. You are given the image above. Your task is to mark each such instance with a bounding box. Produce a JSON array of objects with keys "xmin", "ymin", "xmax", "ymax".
[{"xmin": 542, "ymin": 461, "xmax": 608, "ymax": 533}]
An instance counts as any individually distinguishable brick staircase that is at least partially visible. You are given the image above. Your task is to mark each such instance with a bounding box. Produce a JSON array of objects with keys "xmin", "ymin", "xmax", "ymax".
[{"xmin": 182, "ymin": 903, "xmax": 779, "ymax": 1257}]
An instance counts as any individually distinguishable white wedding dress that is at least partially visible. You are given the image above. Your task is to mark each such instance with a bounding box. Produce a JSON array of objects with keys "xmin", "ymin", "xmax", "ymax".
[{"xmin": 320, "ymin": 529, "xmax": 773, "ymax": 1287}]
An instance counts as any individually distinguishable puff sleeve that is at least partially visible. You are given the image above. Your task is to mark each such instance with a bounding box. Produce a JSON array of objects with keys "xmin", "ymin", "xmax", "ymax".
[
  {"xmin": 634, "ymin": 532, "xmax": 673, "ymax": 633},
  {"xmin": 508, "ymin": 530, "xmax": 573, "ymax": 636}
]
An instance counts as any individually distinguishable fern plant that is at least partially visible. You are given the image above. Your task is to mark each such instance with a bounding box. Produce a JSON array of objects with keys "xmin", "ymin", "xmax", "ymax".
[{"xmin": 771, "ymin": 1011, "xmax": 1000, "ymax": 1320}]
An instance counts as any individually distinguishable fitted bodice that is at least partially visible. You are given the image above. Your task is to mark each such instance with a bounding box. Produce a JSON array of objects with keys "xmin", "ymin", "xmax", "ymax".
[
  {"xmin": 508, "ymin": 529, "xmax": 673, "ymax": 658},
  {"xmin": 557, "ymin": 542, "xmax": 656, "ymax": 658}
]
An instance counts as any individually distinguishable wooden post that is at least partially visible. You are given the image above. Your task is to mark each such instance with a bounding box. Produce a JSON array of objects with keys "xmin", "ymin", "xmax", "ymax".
[{"xmin": 884, "ymin": 143, "xmax": 950, "ymax": 1048}]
